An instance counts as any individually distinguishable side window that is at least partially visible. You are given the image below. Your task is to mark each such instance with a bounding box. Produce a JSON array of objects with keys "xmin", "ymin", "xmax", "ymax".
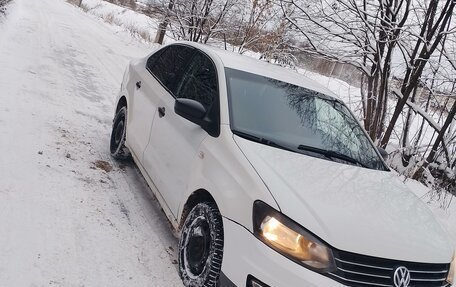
[
  {"xmin": 146, "ymin": 45, "xmax": 195, "ymax": 95},
  {"xmin": 176, "ymin": 51, "xmax": 218, "ymax": 111},
  {"xmin": 146, "ymin": 48, "xmax": 163, "ymax": 69}
]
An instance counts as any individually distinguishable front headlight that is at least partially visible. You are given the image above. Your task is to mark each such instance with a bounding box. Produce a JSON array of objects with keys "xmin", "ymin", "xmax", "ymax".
[
  {"xmin": 448, "ymin": 252, "xmax": 455, "ymax": 285},
  {"xmin": 253, "ymin": 201, "xmax": 335, "ymax": 272}
]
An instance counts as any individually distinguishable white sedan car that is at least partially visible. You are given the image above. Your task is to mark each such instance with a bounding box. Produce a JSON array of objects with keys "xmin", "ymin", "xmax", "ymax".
[{"xmin": 110, "ymin": 41, "xmax": 455, "ymax": 287}]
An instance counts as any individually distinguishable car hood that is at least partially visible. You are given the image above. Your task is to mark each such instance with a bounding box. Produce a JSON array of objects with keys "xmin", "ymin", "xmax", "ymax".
[{"xmin": 234, "ymin": 135, "xmax": 453, "ymax": 263}]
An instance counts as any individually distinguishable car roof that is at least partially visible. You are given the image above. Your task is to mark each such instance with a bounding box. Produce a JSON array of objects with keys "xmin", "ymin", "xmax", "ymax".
[{"xmin": 175, "ymin": 41, "xmax": 338, "ymax": 98}]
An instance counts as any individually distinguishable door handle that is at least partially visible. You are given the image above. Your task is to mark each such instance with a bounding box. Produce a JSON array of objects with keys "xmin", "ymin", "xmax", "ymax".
[
  {"xmin": 136, "ymin": 81, "xmax": 142, "ymax": 89},
  {"xmin": 158, "ymin": 106, "xmax": 166, "ymax": 118}
]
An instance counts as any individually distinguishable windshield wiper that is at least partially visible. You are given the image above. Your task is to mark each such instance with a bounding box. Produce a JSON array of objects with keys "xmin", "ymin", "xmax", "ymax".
[
  {"xmin": 232, "ymin": 130, "xmax": 294, "ymax": 152},
  {"xmin": 297, "ymin": 144, "xmax": 368, "ymax": 168},
  {"xmin": 233, "ymin": 131, "xmax": 368, "ymax": 168}
]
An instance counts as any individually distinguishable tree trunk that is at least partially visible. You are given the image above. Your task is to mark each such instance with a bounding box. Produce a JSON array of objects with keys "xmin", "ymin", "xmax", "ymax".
[
  {"xmin": 413, "ymin": 101, "xmax": 456, "ymax": 180},
  {"xmin": 155, "ymin": 0, "xmax": 174, "ymax": 44},
  {"xmin": 365, "ymin": 74, "xmax": 376, "ymax": 137},
  {"xmin": 155, "ymin": 21, "xmax": 168, "ymax": 44}
]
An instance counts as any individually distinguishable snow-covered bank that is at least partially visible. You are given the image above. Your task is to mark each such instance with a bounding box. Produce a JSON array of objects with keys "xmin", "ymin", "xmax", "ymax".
[
  {"xmin": 0, "ymin": 0, "xmax": 182, "ymax": 285},
  {"xmin": 78, "ymin": 0, "xmax": 161, "ymax": 43}
]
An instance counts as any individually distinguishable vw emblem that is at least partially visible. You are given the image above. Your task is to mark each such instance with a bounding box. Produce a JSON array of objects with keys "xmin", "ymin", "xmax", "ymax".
[{"xmin": 393, "ymin": 266, "xmax": 411, "ymax": 287}]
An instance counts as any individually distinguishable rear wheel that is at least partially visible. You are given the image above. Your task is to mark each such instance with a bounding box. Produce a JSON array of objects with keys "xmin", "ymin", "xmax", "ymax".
[
  {"xmin": 110, "ymin": 106, "xmax": 130, "ymax": 160},
  {"xmin": 178, "ymin": 202, "xmax": 224, "ymax": 287}
]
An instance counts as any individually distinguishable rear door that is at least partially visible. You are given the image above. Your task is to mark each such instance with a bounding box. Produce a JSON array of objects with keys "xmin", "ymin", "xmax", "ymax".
[
  {"xmin": 143, "ymin": 50, "xmax": 220, "ymax": 216},
  {"xmin": 127, "ymin": 45, "xmax": 194, "ymax": 162}
]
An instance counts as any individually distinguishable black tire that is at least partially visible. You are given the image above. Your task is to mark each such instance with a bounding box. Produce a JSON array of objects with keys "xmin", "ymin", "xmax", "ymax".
[
  {"xmin": 178, "ymin": 202, "xmax": 224, "ymax": 287},
  {"xmin": 110, "ymin": 106, "xmax": 130, "ymax": 160}
]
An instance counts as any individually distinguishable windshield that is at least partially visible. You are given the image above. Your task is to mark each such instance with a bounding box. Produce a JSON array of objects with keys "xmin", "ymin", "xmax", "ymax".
[{"xmin": 225, "ymin": 68, "xmax": 387, "ymax": 171}]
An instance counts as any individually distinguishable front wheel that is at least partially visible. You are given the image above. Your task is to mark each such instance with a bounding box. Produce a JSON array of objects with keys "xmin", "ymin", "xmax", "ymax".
[
  {"xmin": 178, "ymin": 202, "xmax": 224, "ymax": 287},
  {"xmin": 110, "ymin": 106, "xmax": 130, "ymax": 160}
]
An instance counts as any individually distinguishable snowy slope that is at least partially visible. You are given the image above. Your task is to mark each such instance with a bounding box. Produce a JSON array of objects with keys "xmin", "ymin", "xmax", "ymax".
[
  {"xmin": 0, "ymin": 0, "xmax": 182, "ymax": 286},
  {"xmin": 81, "ymin": 0, "xmax": 161, "ymax": 43}
]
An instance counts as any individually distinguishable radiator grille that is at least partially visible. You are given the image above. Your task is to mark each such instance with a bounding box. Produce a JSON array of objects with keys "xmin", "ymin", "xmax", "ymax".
[{"xmin": 327, "ymin": 250, "xmax": 451, "ymax": 287}]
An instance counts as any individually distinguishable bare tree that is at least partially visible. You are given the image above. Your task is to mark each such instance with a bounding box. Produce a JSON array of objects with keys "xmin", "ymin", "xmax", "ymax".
[
  {"xmin": 161, "ymin": 0, "xmax": 237, "ymax": 43},
  {"xmin": 380, "ymin": 0, "xmax": 456, "ymax": 147},
  {"xmin": 280, "ymin": 0, "xmax": 410, "ymax": 141},
  {"xmin": 409, "ymin": 41, "xmax": 456, "ymax": 189},
  {"xmin": 279, "ymin": 0, "xmax": 456, "ymax": 193},
  {"xmin": 231, "ymin": 0, "xmax": 277, "ymax": 53},
  {"xmin": 412, "ymin": 100, "xmax": 455, "ymax": 186}
]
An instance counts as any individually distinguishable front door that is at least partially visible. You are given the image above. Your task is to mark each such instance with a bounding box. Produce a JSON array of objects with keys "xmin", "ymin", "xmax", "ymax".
[{"xmin": 143, "ymin": 49, "xmax": 220, "ymax": 217}]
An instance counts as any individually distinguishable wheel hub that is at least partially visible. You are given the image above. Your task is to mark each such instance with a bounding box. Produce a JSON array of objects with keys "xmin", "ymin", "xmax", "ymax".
[
  {"xmin": 114, "ymin": 120, "xmax": 124, "ymax": 145},
  {"xmin": 186, "ymin": 219, "xmax": 211, "ymax": 276}
]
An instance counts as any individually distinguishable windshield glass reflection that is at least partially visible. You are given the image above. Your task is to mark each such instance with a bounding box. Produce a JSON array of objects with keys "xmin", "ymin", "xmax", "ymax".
[{"xmin": 225, "ymin": 68, "xmax": 386, "ymax": 170}]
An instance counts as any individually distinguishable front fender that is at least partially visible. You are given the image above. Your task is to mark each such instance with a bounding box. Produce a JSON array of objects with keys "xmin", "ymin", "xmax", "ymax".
[{"xmin": 179, "ymin": 125, "xmax": 279, "ymax": 232}]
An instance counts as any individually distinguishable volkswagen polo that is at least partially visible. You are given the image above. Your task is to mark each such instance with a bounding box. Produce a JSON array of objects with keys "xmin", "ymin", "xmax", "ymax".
[{"xmin": 110, "ymin": 41, "xmax": 455, "ymax": 287}]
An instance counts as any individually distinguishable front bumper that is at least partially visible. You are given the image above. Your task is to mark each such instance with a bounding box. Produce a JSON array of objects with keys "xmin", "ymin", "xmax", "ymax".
[{"xmin": 221, "ymin": 218, "xmax": 346, "ymax": 287}]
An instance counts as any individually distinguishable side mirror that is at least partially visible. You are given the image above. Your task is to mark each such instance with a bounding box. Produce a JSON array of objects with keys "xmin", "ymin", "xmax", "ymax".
[
  {"xmin": 174, "ymin": 98, "xmax": 207, "ymax": 126},
  {"xmin": 377, "ymin": 147, "xmax": 388, "ymax": 160}
]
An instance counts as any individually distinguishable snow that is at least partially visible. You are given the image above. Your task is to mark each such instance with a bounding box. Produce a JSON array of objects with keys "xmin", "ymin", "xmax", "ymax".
[
  {"xmin": 81, "ymin": 0, "xmax": 161, "ymax": 43},
  {"xmin": 0, "ymin": 0, "xmax": 182, "ymax": 286}
]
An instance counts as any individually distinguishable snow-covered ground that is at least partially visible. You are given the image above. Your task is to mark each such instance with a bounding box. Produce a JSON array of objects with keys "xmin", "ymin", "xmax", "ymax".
[
  {"xmin": 0, "ymin": 0, "xmax": 183, "ymax": 286},
  {"xmin": 0, "ymin": 0, "xmax": 455, "ymax": 285}
]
